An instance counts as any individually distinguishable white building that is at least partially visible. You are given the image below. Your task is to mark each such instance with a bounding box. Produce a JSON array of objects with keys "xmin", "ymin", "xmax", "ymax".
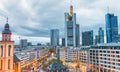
[
  {"xmin": 89, "ymin": 43, "xmax": 120, "ymax": 72},
  {"xmin": 15, "ymin": 47, "xmax": 48, "ymax": 68}
]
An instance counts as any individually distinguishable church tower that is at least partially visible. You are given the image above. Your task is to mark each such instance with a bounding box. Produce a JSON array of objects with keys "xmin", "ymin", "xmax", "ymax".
[{"xmin": 0, "ymin": 18, "xmax": 14, "ymax": 72}]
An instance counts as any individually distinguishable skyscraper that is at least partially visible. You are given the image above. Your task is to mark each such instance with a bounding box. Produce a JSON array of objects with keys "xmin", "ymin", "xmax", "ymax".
[
  {"xmin": 76, "ymin": 24, "xmax": 80, "ymax": 47},
  {"xmin": 65, "ymin": 5, "xmax": 80, "ymax": 47},
  {"xmin": 95, "ymin": 27, "xmax": 104, "ymax": 45},
  {"xmin": 50, "ymin": 29, "xmax": 59, "ymax": 46},
  {"xmin": 95, "ymin": 35, "xmax": 99, "ymax": 45},
  {"xmin": 20, "ymin": 39, "xmax": 27, "ymax": 49},
  {"xmin": 82, "ymin": 30, "xmax": 93, "ymax": 46},
  {"xmin": 62, "ymin": 38, "xmax": 65, "ymax": 46},
  {"xmin": 98, "ymin": 27, "xmax": 104, "ymax": 43},
  {"xmin": 106, "ymin": 13, "xmax": 118, "ymax": 43}
]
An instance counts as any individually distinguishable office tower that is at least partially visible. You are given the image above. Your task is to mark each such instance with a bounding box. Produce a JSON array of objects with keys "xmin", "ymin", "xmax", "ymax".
[
  {"xmin": 65, "ymin": 5, "xmax": 80, "ymax": 47},
  {"xmin": 95, "ymin": 35, "xmax": 99, "ymax": 45},
  {"xmin": 50, "ymin": 29, "xmax": 59, "ymax": 46},
  {"xmin": 27, "ymin": 42, "xmax": 32, "ymax": 46},
  {"xmin": 76, "ymin": 24, "xmax": 80, "ymax": 47},
  {"xmin": 62, "ymin": 38, "xmax": 65, "ymax": 46},
  {"xmin": 106, "ymin": 13, "xmax": 118, "ymax": 43},
  {"xmin": 0, "ymin": 18, "xmax": 14, "ymax": 72},
  {"xmin": 20, "ymin": 39, "xmax": 27, "ymax": 49},
  {"xmin": 98, "ymin": 27, "xmax": 104, "ymax": 43},
  {"xmin": 82, "ymin": 30, "xmax": 93, "ymax": 46}
]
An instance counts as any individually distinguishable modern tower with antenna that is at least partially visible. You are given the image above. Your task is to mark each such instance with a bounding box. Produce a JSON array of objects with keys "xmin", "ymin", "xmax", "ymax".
[
  {"xmin": 64, "ymin": 0, "xmax": 80, "ymax": 47},
  {"xmin": 105, "ymin": 0, "xmax": 119, "ymax": 43}
]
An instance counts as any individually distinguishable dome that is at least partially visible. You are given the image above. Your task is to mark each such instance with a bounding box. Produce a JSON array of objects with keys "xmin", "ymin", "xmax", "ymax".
[{"xmin": 2, "ymin": 23, "xmax": 11, "ymax": 34}]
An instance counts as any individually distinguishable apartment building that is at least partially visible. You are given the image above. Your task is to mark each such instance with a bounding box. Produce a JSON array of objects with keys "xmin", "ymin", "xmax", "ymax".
[{"xmin": 89, "ymin": 43, "xmax": 120, "ymax": 72}]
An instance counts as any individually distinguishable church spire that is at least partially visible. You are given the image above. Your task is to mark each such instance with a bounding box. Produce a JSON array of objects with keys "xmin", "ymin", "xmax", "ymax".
[{"xmin": 6, "ymin": 17, "xmax": 8, "ymax": 23}]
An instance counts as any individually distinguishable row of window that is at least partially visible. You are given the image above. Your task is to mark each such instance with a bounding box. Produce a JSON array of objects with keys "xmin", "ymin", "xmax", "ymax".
[
  {"xmin": 0, "ymin": 59, "xmax": 11, "ymax": 70},
  {"xmin": 0, "ymin": 45, "xmax": 12, "ymax": 57},
  {"xmin": 90, "ymin": 50, "xmax": 120, "ymax": 53}
]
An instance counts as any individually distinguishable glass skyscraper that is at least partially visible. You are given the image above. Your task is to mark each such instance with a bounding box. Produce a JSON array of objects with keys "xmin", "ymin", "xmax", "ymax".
[
  {"xmin": 95, "ymin": 27, "xmax": 104, "ymax": 44},
  {"xmin": 105, "ymin": 13, "xmax": 118, "ymax": 43},
  {"xmin": 65, "ymin": 5, "xmax": 80, "ymax": 47},
  {"xmin": 50, "ymin": 29, "xmax": 59, "ymax": 46},
  {"xmin": 98, "ymin": 27, "xmax": 104, "ymax": 43},
  {"xmin": 82, "ymin": 30, "xmax": 93, "ymax": 46},
  {"xmin": 76, "ymin": 24, "xmax": 80, "ymax": 47},
  {"xmin": 62, "ymin": 38, "xmax": 65, "ymax": 46}
]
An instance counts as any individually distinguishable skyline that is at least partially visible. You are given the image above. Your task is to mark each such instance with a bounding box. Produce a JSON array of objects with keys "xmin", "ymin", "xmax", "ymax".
[{"xmin": 0, "ymin": 0, "xmax": 120, "ymax": 44}]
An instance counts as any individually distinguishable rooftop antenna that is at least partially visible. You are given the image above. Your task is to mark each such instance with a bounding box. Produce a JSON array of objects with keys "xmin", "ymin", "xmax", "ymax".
[
  {"xmin": 70, "ymin": 0, "xmax": 73, "ymax": 16},
  {"xmin": 107, "ymin": 6, "xmax": 109, "ymax": 13},
  {"xmin": 107, "ymin": 0, "xmax": 111, "ymax": 13}
]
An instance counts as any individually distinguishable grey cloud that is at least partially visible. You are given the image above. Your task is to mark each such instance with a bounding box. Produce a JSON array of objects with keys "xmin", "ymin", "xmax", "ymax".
[{"xmin": 0, "ymin": 0, "xmax": 120, "ymax": 41}]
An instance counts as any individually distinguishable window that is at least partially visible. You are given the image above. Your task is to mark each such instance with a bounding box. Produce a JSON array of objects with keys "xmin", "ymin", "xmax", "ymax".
[
  {"xmin": 8, "ymin": 59, "xmax": 10, "ymax": 69},
  {"xmin": 0, "ymin": 60, "xmax": 2, "ymax": 70},
  {"xmin": 8, "ymin": 45, "xmax": 11, "ymax": 56},
  {"xmin": 1, "ymin": 45, "xmax": 3, "ymax": 57}
]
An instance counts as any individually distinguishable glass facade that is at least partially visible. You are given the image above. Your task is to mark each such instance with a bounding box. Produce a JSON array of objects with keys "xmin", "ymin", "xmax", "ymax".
[
  {"xmin": 64, "ymin": 5, "xmax": 80, "ymax": 47},
  {"xmin": 65, "ymin": 13, "xmax": 79, "ymax": 47},
  {"xmin": 98, "ymin": 27, "xmax": 104, "ymax": 43},
  {"xmin": 106, "ymin": 13, "xmax": 118, "ymax": 43},
  {"xmin": 82, "ymin": 30, "xmax": 93, "ymax": 46},
  {"xmin": 50, "ymin": 29, "xmax": 59, "ymax": 46}
]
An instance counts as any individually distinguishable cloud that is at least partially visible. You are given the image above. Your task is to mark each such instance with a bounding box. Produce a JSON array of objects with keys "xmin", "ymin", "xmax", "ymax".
[{"xmin": 0, "ymin": 0, "xmax": 120, "ymax": 44}]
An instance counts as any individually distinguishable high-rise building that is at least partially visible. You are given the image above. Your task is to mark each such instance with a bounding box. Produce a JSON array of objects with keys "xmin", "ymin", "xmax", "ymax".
[
  {"xmin": 65, "ymin": 5, "xmax": 80, "ymax": 47},
  {"xmin": 105, "ymin": 13, "xmax": 118, "ymax": 43},
  {"xmin": 76, "ymin": 24, "xmax": 80, "ymax": 47},
  {"xmin": 82, "ymin": 30, "xmax": 93, "ymax": 46},
  {"xmin": 62, "ymin": 38, "xmax": 65, "ymax": 46},
  {"xmin": 50, "ymin": 29, "xmax": 59, "ymax": 46},
  {"xmin": 98, "ymin": 27, "xmax": 104, "ymax": 43},
  {"xmin": 95, "ymin": 35, "xmax": 99, "ymax": 45},
  {"xmin": 20, "ymin": 39, "xmax": 27, "ymax": 49}
]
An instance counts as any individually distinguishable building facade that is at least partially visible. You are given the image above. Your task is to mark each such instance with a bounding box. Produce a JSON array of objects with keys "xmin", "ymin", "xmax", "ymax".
[
  {"xmin": 65, "ymin": 5, "xmax": 80, "ymax": 47},
  {"xmin": 76, "ymin": 24, "xmax": 80, "ymax": 47},
  {"xmin": 0, "ymin": 19, "xmax": 21, "ymax": 72},
  {"xmin": 89, "ymin": 43, "xmax": 120, "ymax": 72},
  {"xmin": 105, "ymin": 13, "xmax": 118, "ymax": 43},
  {"xmin": 62, "ymin": 38, "xmax": 65, "ymax": 46},
  {"xmin": 20, "ymin": 39, "xmax": 28, "ymax": 49},
  {"xmin": 82, "ymin": 30, "xmax": 93, "ymax": 46},
  {"xmin": 98, "ymin": 27, "xmax": 104, "ymax": 43},
  {"xmin": 95, "ymin": 35, "xmax": 99, "ymax": 45},
  {"xmin": 95, "ymin": 27, "xmax": 104, "ymax": 44},
  {"xmin": 50, "ymin": 29, "xmax": 59, "ymax": 46}
]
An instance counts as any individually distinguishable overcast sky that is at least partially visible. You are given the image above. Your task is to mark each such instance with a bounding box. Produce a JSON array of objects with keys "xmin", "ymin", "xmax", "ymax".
[{"xmin": 0, "ymin": 0, "xmax": 120, "ymax": 44}]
